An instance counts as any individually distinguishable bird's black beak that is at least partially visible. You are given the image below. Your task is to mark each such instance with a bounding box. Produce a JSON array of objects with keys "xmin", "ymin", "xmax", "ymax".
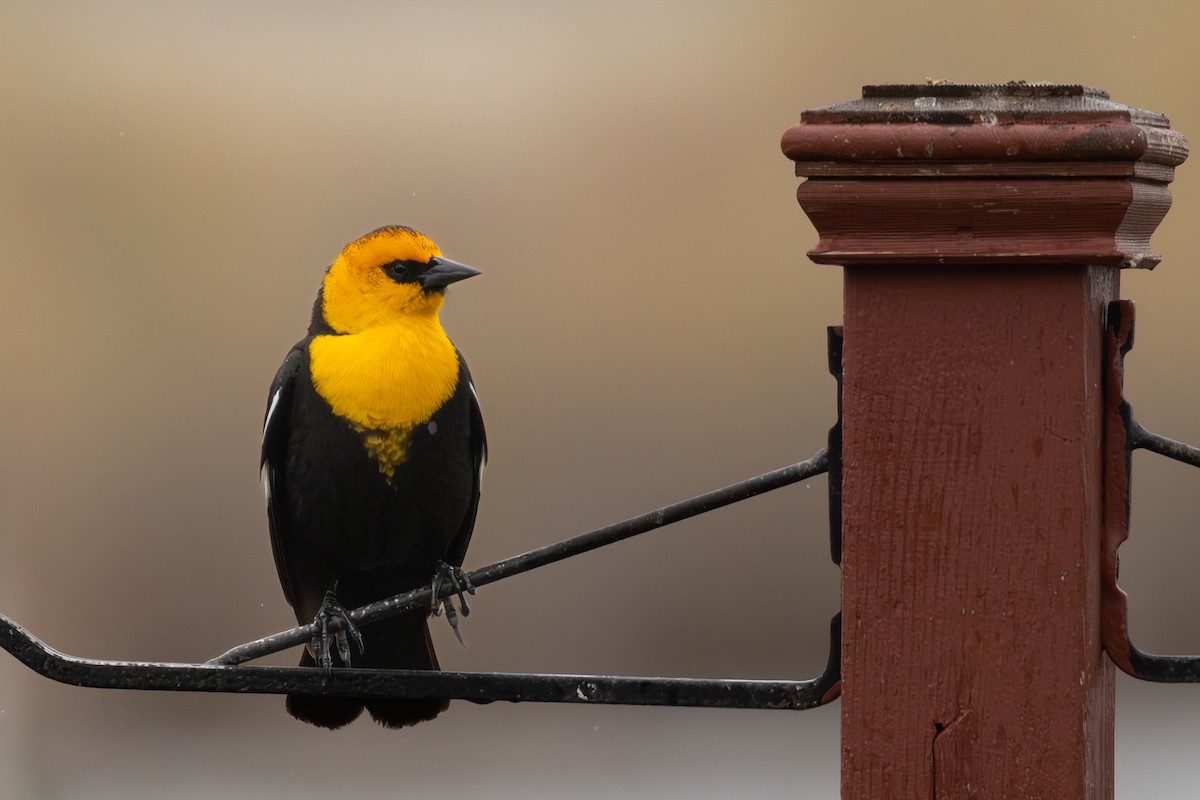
[{"xmin": 421, "ymin": 256, "xmax": 481, "ymax": 290}]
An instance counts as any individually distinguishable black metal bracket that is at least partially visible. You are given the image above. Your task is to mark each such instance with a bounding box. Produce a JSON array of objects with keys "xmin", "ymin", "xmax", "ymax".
[
  {"xmin": 0, "ymin": 328, "xmax": 846, "ymax": 710},
  {"xmin": 827, "ymin": 325, "xmax": 843, "ymax": 568},
  {"xmin": 0, "ymin": 613, "xmax": 837, "ymax": 709},
  {"xmin": 1102, "ymin": 299, "xmax": 1200, "ymax": 681}
]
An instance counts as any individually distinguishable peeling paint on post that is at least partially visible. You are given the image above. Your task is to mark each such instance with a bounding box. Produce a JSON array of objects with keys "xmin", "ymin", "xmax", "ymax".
[{"xmin": 782, "ymin": 84, "xmax": 1188, "ymax": 799}]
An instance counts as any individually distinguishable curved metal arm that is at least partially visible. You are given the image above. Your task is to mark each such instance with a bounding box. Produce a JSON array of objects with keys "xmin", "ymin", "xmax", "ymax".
[
  {"xmin": 0, "ymin": 446, "xmax": 842, "ymax": 709},
  {"xmin": 0, "ymin": 612, "xmax": 840, "ymax": 709},
  {"xmin": 1101, "ymin": 300, "xmax": 1200, "ymax": 682}
]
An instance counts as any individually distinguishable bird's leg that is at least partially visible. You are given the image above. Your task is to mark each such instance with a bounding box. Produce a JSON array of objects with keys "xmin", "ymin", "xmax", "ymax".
[
  {"xmin": 430, "ymin": 561, "xmax": 476, "ymax": 646},
  {"xmin": 310, "ymin": 582, "xmax": 365, "ymax": 670}
]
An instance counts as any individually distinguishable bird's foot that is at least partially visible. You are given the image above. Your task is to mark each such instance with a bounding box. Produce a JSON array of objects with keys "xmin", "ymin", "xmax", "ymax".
[
  {"xmin": 311, "ymin": 586, "xmax": 364, "ymax": 670},
  {"xmin": 430, "ymin": 561, "xmax": 475, "ymax": 646}
]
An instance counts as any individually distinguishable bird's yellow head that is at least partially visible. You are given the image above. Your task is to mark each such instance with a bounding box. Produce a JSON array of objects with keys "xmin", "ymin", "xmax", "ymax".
[{"xmin": 319, "ymin": 225, "xmax": 480, "ymax": 334}]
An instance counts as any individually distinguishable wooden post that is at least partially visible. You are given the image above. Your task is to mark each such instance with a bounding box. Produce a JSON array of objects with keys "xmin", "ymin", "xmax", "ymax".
[{"xmin": 781, "ymin": 85, "xmax": 1188, "ymax": 799}]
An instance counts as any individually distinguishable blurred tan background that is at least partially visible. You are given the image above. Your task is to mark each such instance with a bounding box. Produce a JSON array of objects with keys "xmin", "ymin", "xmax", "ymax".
[{"xmin": 2, "ymin": 1, "xmax": 1199, "ymax": 797}]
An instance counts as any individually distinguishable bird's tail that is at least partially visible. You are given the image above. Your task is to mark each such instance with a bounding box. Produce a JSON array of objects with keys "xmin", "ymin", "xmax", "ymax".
[{"xmin": 285, "ymin": 610, "xmax": 449, "ymax": 730}]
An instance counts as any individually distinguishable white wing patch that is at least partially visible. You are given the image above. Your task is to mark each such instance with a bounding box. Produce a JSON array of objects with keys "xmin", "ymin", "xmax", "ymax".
[
  {"xmin": 263, "ymin": 387, "xmax": 283, "ymax": 436},
  {"xmin": 261, "ymin": 384, "xmax": 285, "ymax": 506},
  {"xmin": 261, "ymin": 462, "xmax": 272, "ymax": 505}
]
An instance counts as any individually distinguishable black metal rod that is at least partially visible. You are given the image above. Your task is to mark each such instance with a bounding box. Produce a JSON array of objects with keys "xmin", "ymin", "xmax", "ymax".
[
  {"xmin": 1119, "ymin": 418, "xmax": 1200, "ymax": 682},
  {"xmin": 1126, "ymin": 646, "xmax": 1200, "ymax": 683},
  {"xmin": 0, "ymin": 609, "xmax": 840, "ymax": 710},
  {"xmin": 1129, "ymin": 419, "xmax": 1200, "ymax": 467},
  {"xmin": 209, "ymin": 449, "xmax": 831, "ymax": 666}
]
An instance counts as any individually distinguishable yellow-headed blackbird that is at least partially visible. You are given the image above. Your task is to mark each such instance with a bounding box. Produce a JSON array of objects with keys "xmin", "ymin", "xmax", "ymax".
[{"xmin": 261, "ymin": 225, "xmax": 485, "ymax": 729}]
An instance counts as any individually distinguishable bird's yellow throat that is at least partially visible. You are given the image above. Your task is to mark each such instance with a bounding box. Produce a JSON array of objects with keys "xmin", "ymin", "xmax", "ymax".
[{"xmin": 308, "ymin": 317, "xmax": 460, "ymax": 478}]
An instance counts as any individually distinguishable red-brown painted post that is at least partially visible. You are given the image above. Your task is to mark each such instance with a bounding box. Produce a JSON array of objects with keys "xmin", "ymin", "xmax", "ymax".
[{"xmin": 781, "ymin": 85, "xmax": 1188, "ymax": 799}]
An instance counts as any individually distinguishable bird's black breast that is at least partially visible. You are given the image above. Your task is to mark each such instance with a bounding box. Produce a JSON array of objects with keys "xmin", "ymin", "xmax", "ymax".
[{"xmin": 271, "ymin": 346, "xmax": 481, "ymax": 619}]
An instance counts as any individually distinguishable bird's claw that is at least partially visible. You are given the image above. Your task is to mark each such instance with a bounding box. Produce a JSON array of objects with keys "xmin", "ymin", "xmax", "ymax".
[
  {"xmin": 430, "ymin": 561, "xmax": 475, "ymax": 646},
  {"xmin": 311, "ymin": 587, "xmax": 364, "ymax": 670}
]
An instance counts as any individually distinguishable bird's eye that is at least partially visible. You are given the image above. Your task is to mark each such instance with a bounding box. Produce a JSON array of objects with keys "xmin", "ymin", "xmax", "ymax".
[{"xmin": 384, "ymin": 261, "xmax": 409, "ymax": 279}]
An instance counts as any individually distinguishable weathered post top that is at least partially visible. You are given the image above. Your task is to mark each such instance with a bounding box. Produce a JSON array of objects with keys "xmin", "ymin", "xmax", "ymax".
[{"xmin": 781, "ymin": 83, "xmax": 1188, "ymax": 268}]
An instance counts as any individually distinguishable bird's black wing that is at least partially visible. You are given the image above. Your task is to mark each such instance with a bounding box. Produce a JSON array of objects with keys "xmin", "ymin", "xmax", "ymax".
[
  {"xmin": 444, "ymin": 357, "xmax": 487, "ymax": 568},
  {"xmin": 261, "ymin": 343, "xmax": 306, "ymax": 609}
]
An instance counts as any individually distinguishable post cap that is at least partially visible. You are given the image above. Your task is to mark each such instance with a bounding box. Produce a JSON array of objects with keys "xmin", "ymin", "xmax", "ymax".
[{"xmin": 781, "ymin": 83, "xmax": 1189, "ymax": 268}]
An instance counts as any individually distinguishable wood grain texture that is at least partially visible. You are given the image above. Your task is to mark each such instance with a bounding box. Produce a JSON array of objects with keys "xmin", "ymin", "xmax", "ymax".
[
  {"xmin": 797, "ymin": 177, "xmax": 1171, "ymax": 268},
  {"xmin": 839, "ymin": 264, "xmax": 1116, "ymax": 800}
]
